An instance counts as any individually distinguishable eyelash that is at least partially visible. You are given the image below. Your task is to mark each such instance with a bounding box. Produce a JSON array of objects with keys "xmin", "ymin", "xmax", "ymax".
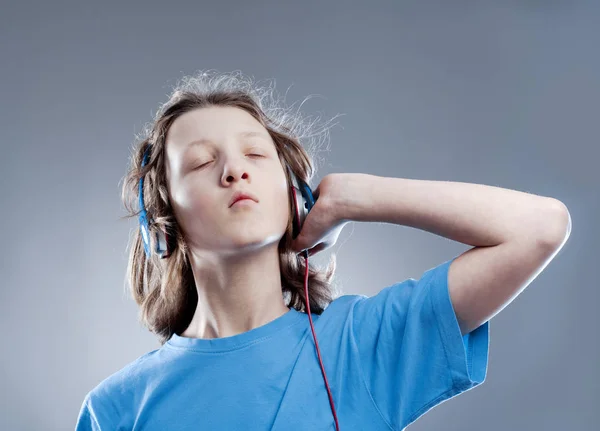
[{"xmin": 194, "ymin": 154, "xmax": 265, "ymax": 170}]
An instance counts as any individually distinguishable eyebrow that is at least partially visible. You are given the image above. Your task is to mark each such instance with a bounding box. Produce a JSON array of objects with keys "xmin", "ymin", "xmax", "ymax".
[{"xmin": 184, "ymin": 130, "xmax": 271, "ymax": 150}]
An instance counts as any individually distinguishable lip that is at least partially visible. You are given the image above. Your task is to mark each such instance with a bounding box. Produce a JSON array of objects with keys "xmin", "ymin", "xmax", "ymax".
[{"xmin": 229, "ymin": 191, "xmax": 259, "ymax": 208}]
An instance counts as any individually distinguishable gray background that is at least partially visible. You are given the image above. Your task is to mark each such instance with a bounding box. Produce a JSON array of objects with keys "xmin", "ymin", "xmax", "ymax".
[{"xmin": 1, "ymin": 0, "xmax": 598, "ymax": 430}]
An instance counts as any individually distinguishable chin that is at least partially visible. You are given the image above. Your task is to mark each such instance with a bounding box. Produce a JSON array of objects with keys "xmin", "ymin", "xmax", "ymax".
[{"xmin": 227, "ymin": 230, "xmax": 286, "ymax": 252}]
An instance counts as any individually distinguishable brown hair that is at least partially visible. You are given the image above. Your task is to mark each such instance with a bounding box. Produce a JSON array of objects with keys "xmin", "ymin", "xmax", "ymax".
[{"xmin": 120, "ymin": 70, "xmax": 343, "ymax": 345}]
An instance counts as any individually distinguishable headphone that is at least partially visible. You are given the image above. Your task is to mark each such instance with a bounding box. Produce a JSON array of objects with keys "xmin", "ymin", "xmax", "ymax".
[{"xmin": 138, "ymin": 146, "xmax": 341, "ymax": 430}]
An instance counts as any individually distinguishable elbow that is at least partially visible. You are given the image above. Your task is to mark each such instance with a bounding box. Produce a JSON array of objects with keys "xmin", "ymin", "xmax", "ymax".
[{"xmin": 539, "ymin": 199, "xmax": 572, "ymax": 248}]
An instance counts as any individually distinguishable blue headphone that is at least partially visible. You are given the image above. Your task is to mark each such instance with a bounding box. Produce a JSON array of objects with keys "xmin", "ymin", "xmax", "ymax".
[{"xmin": 138, "ymin": 147, "xmax": 317, "ymax": 259}]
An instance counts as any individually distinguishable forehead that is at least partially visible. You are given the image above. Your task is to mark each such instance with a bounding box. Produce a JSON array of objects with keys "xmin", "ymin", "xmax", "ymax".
[{"xmin": 166, "ymin": 106, "xmax": 269, "ymax": 153}]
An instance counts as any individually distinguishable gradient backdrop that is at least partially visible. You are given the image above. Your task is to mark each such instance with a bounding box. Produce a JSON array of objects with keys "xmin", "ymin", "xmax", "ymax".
[{"xmin": 1, "ymin": 1, "xmax": 597, "ymax": 430}]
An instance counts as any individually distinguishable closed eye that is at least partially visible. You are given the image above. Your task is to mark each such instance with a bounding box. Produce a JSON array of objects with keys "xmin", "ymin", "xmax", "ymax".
[{"xmin": 192, "ymin": 154, "xmax": 265, "ymax": 170}]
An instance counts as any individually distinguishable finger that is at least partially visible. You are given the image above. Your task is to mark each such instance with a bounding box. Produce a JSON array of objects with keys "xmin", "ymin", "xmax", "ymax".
[{"xmin": 308, "ymin": 242, "xmax": 327, "ymax": 257}]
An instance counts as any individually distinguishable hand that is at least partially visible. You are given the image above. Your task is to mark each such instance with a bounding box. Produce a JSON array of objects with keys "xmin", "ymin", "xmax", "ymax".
[{"xmin": 289, "ymin": 174, "xmax": 350, "ymax": 257}]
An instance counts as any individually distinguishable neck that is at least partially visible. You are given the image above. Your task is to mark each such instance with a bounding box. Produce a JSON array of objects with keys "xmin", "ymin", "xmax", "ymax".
[{"xmin": 181, "ymin": 244, "xmax": 290, "ymax": 339}]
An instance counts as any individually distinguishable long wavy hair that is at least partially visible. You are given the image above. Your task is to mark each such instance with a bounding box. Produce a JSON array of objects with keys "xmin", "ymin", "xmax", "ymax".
[{"xmin": 120, "ymin": 70, "xmax": 342, "ymax": 345}]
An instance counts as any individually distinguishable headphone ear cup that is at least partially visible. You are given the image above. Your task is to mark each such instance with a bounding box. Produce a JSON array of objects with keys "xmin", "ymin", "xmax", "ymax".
[
  {"xmin": 299, "ymin": 182, "xmax": 316, "ymax": 211},
  {"xmin": 155, "ymin": 229, "xmax": 171, "ymax": 258},
  {"xmin": 139, "ymin": 212, "xmax": 152, "ymax": 258},
  {"xmin": 289, "ymin": 176, "xmax": 317, "ymax": 239},
  {"xmin": 287, "ymin": 165, "xmax": 318, "ymax": 239},
  {"xmin": 290, "ymin": 186, "xmax": 302, "ymax": 239}
]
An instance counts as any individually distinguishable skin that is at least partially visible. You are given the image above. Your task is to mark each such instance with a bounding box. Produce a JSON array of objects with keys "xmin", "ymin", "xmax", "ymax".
[{"xmin": 164, "ymin": 106, "xmax": 292, "ymax": 339}]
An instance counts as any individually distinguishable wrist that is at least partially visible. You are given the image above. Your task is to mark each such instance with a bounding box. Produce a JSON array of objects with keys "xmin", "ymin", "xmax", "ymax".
[{"xmin": 326, "ymin": 172, "xmax": 376, "ymax": 223}]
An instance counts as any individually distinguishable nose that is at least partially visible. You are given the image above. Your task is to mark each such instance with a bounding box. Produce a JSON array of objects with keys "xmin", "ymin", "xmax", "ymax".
[{"xmin": 221, "ymin": 162, "xmax": 250, "ymax": 186}]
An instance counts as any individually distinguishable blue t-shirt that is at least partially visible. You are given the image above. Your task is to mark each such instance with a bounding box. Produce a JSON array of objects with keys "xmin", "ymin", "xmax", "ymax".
[{"xmin": 75, "ymin": 257, "xmax": 489, "ymax": 430}]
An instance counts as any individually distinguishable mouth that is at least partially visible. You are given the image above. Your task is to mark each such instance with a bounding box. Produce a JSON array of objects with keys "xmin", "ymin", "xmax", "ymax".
[
  {"xmin": 229, "ymin": 192, "xmax": 259, "ymax": 208},
  {"xmin": 230, "ymin": 198, "xmax": 256, "ymax": 207}
]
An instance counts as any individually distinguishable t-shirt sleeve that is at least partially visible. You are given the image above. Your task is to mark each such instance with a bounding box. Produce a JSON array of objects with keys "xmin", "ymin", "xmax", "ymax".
[
  {"xmin": 351, "ymin": 257, "xmax": 489, "ymax": 430},
  {"xmin": 75, "ymin": 394, "xmax": 109, "ymax": 431}
]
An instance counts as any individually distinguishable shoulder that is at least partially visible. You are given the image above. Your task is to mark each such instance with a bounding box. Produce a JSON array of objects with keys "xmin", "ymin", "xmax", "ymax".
[
  {"xmin": 324, "ymin": 275, "xmax": 421, "ymax": 315},
  {"xmin": 86, "ymin": 348, "xmax": 161, "ymax": 404},
  {"xmin": 321, "ymin": 293, "xmax": 365, "ymax": 317},
  {"xmin": 77, "ymin": 349, "xmax": 163, "ymax": 429}
]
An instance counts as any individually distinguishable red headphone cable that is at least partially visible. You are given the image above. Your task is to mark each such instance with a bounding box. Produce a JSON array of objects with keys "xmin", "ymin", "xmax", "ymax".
[{"xmin": 301, "ymin": 251, "xmax": 340, "ymax": 431}]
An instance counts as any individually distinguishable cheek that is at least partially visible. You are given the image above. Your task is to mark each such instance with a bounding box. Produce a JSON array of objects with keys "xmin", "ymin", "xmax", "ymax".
[
  {"xmin": 274, "ymin": 178, "xmax": 293, "ymax": 229},
  {"xmin": 172, "ymin": 182, "xmax": 205, "ymax": 211},
  {"xmin": 170, "ymin": 182, "xmax": 215, "ymax": 228}
]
